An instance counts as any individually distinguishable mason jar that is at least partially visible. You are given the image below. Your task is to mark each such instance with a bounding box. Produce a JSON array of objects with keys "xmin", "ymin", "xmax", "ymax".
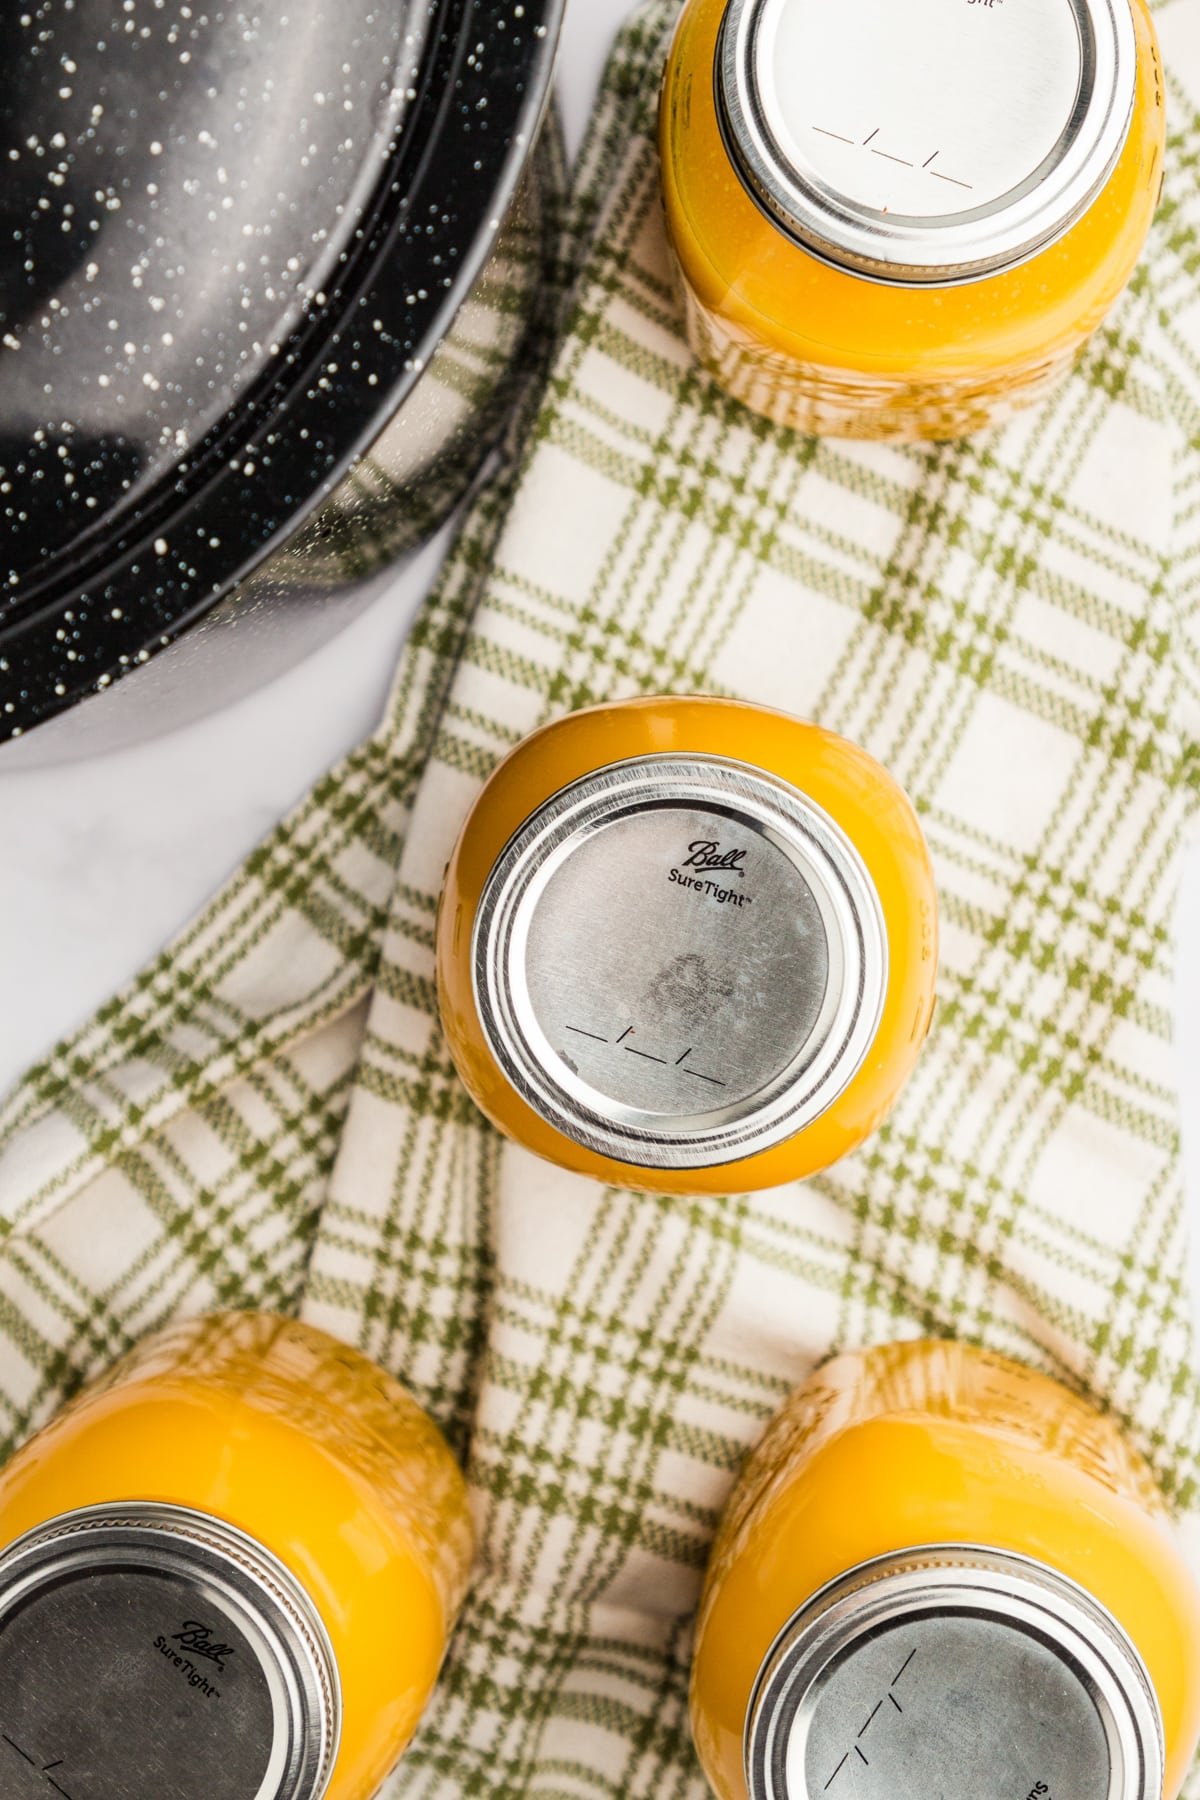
[
  {"xmin": 660, "ymin": 0, "xmax": 1166, "ymax": 440},
  {"xmin": 0, "ymin": 1312, "xmax": 475, "ymax": 1800},
  {"xmin": 436, "ymin": 696, "xmax": 938, "ymax": 1196},
  {"xmin": 691, "ymin": 1340, "xmax": 1200, "ymax": 1800}
]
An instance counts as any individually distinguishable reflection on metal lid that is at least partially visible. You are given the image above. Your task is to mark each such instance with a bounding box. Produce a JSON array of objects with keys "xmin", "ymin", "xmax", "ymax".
[
  {"xmin": 718, "ymin": 0, "xmax": 1139, "ymax": 284},
  {"xmin": 0, "ymin": 1503, "xmax": 341, "ymax": 1800},
  {"xmin": 746, "ymin": 1547, "xmax": 1163, "ymax": 1800},
  {"xmin": 472, "ymin": 754, "xmax": 887, "ymax": 1171}
]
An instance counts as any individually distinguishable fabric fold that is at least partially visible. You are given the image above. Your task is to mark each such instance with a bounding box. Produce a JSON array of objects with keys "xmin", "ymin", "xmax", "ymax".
[{"xmin": 1, "ymin": 4, "xmax": 1199, "ymax": 1795}]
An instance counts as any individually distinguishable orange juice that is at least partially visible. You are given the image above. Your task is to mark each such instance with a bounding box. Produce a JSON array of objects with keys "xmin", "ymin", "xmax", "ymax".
[
  {"xmin": 692, "ymin": 1341, "xmax": 1200, "ymax": 1800},
  {"xmin": 0, "ymin": 1313, "xmax": 475, "ymax": 1800},
  {"xmin": 436, "ymin": 696, "xmax": 937, "ymax": 1196},
  {"xmin": 660, "ymin": 0, "xmax": 1166, "ymax": 440}
]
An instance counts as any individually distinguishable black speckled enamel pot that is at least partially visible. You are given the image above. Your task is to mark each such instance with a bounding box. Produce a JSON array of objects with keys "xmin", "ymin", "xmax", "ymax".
[{"xmin": 0, "ymin": 0, "xmax": 563, "ymax": 750}]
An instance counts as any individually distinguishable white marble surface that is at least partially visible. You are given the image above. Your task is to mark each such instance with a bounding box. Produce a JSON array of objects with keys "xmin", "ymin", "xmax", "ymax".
[{"xmin": 1, "ymin": 0, "xmax": 1198, "ymax": 1296}]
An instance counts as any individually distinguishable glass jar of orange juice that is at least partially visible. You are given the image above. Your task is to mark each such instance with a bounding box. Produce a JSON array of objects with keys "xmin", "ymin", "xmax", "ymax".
[
  {"xmin": 436, "ymin": 696, "xmax": 937, "ymax": 1196},
  {"xmin": 0, "ymin": 1312, "xmax": 475, "ymax": 1800},
  {"xmin": 660, "ymin": 0, "xmax": 1166, "ymax": 440},
  {"xmin": 692, "ymin": 1341, "xmax": 1200, "ymax": 1800}
]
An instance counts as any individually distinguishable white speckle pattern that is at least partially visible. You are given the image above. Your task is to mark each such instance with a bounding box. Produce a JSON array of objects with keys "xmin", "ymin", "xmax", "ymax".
[
  {"xmin": 0, "ymin": 0, "xmax": 559, "ymax": 738},
  {"xmin": 1, "ymin": 0, "xmax": 438, "ymax": 574}
]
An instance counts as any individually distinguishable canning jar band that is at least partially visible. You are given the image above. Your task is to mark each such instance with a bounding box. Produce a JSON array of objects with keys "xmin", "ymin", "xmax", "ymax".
[
  {"xmin": 744, "ymin": 1545, "xmax": 1164, "ymax": 1800},
  {"xmin": 471, "ymin": 753, "xmax": 888, "ymax": 1172},
  {"xmin": 716, "ymin": 0, "xmax": 1139, "ymax": 286},
  {"xmin": 0, "ymin": 1502, "xmax": 342, "ymax": 1800}
]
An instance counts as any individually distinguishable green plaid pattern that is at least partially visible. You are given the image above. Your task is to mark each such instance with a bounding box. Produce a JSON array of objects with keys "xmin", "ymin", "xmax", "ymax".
[{"xmin": 3, "ymin": 3, "xmax": 1200, "ymax": 1794}]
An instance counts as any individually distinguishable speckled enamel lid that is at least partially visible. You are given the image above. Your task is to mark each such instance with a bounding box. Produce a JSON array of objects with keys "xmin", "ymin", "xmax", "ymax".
[{"xmin": 0, "ymin": 0, "xmax": 561, "ymax": 739}]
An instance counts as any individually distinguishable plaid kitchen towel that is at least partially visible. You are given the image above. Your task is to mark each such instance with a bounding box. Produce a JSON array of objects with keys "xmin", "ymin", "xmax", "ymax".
[{"xmin": 3, "ymin": 1, "xmax": 1200, "ymax": 1794}]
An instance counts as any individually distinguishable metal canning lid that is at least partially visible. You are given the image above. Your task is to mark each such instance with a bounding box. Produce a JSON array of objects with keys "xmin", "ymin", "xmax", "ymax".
[
  {"xmin": 717, "ymin": 0, "xmax": 1139, "ymax": 285},
  {"xmin": 471, "ymin": 754, "xmax": 888, "ymax": 1172},
  {"xmin": 0, "ymin": 1503, "xmax": 342, "ymax": 1800},
  {"xmin": 745, "ymin": 1546, "xmax": 1164, "ymax": 1800}
]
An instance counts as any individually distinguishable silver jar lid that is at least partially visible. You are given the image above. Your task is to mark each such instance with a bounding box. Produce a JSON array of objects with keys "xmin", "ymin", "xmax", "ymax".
[
  {"xmin": 0, "ymin": 1503, "xmax": 341, "ymax": 1800},
  {"xmin": 746, "ymin": 1546, "xmax": 1164, "ymax": 1800},
  {"xmin": 471, "ymin": 754, "xmax": 887, "ymax": 1172},
  {"xmin": 717, "ymin": 0, "xmax": 1139, "ymax": 285}
]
